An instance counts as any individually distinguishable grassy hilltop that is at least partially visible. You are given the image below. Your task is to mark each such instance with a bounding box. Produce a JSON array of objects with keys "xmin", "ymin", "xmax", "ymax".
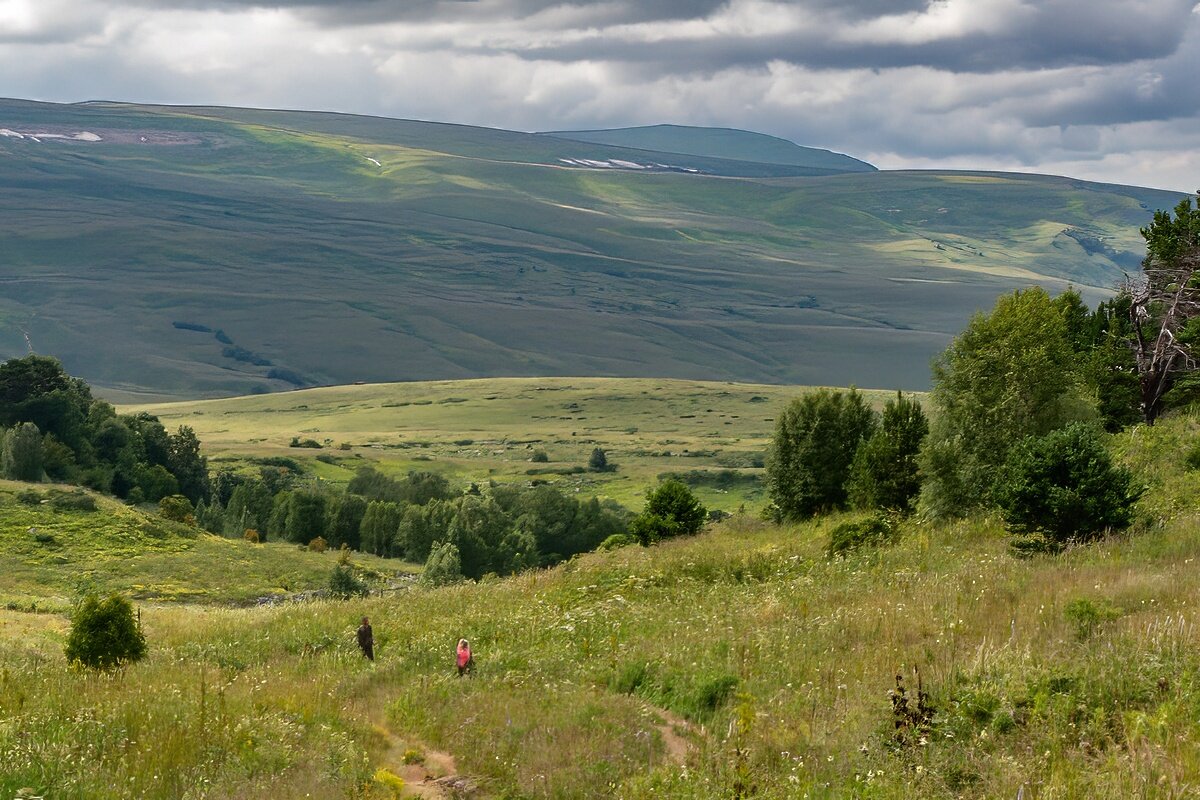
[
  {"xmin": 3, "ymin": 409, "xmax": 1200, "ymax": 798},
  {"xmin": 0, "ymin": 98, "xmax": 1183, "ymax": 398}
]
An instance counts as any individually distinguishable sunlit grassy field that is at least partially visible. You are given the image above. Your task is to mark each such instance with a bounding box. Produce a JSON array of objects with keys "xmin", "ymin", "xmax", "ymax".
[
  {"xmin": 4, "ymin": 412, "xmax": 1200, "ymax": 798},
  {"xmin": 0, "ymin": 481, "xmax": 411, "ymax": 611},
  {"xmin": 127, "ymin": 377, "xmax": 902, "ymax": 511}
]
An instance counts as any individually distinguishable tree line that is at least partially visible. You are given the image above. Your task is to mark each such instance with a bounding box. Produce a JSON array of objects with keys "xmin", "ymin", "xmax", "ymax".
[{"xmin": 764, "ymin": 192, "xmax": 1200, "ymax": 546}]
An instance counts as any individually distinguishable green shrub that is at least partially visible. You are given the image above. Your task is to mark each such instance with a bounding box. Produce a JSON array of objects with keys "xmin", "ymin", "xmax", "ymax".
[
  {"xmin": 588, "ymin": 447, "xmax": 611, "ymax": 472},
  {"xmin": 826, "ymin": 514, "xmax": 897, "ymax": 557},
  {"xmin": 630, "ymin": 480, "xmax": 706, "ymax": 545},
  {"xmin": 49, "ymin": 490, "xmax": 97, "ymax": 512},
  {"xmin": 530, "ymin": 449, "xmax": 549, "ymax": 463},
  {"xmin": 16, "ymin": 489, "xmax": 43, "ymax": 506},
  {"xmin": 328, "ymin": 564, "xmax": 369, "ymax": 599},
  {"xmin": 1185, "ymin": 440, "xmax": 1200, "ymax": 471},
  {"xmin": 1064, "ymin": 598, "xmax": 1122, "ymax": 640},
  {"xmin": 308, "ymin": 536, "xmax": 328, "ymax": 552},
  {"xmin": 158, "ymin": 494, "xmax": 194, "ymax": 523},
  {"xmin": 599, "ymin": 533, "xmax": 638, "ymax": 551},
  {"xmin": 997, "ymin": 423, "xmax": 1143, "ymax": 545},
  {"xmin": 64, "ymin": 594, "xmax": 147, "ymax": 669}
]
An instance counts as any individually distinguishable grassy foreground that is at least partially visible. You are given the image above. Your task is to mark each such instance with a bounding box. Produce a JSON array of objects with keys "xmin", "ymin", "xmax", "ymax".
[{"xmin": 3, "ymin": 413, "xmax": 1200, "ymax": 798}]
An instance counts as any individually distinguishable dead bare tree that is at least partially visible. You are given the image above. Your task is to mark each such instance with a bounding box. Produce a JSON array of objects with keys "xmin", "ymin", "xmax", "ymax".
[{"xmin": 1125, "ymin": 194, "xmax": 1200, "ymax": 424}]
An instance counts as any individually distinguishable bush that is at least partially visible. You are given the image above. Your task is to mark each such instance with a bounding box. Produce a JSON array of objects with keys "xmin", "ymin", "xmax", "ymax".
[
  {"xmin": 243, "ymin": 528, "xmax": 260, "ymax": 544},
  {"xmin": 630, "ymin": 480, "xmax": 706, "ymax": 545},
  {"xmin": 997, "ymin": 423, "xmax": 1143, "ymax": 545},
  {"xmin": 599, "ymin": 532, "xmax": 638, "ymax": 551},
  {"xmin": 328, "ymin": 563, "xmax": 369, "ymax": 599},
  {"xmin": 1064, "ymin": 597, "xmax": 1122, "ymax": 640},
  {"xmin": 588, "ymin": 447, "xmax": 611, "ymax": 472},
  {"xmin": 49, "ymin": 490, "xmax": 96, "ymax": 512},
  {"xmin": 16, "ymin": 489, "xmax": 43, "ymax": 506},
  {"xmin": 64, "ymin": 594, "xmax": 146, "ymax": 669},
  {"xmin": 308, "ymin": 536, "xmax": 328, "ymax": 553},
  {"xmin": 827, "ymin": 514, "xmax": 897, "ymax": 557},
  {"xmin": 421, "ymin": 540, "xmax": 464, "ymax": 587},
  {"xmin": 158, "ymin": 494, "xmax": 194, "ymax": 523},
  {"xmin": 530, "ymin": 449, "xmax": 549, "ymax": 463}
]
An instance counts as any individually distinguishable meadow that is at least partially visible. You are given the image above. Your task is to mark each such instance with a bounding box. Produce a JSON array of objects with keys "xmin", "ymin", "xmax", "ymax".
[
  {"xmin": 3, "ymin": 404, "xmax": 1200, "ymax": 798},
  {"xmin": 0, "ymin": 99, "xmax": 1182, "ymax": 399},
  {"xmin": 127, "ymin": 377, "xmax": 904, "ymax": 512},
  {"xmin": 0, "ymin": 480, "xmax": 410, "ymax": 611}
]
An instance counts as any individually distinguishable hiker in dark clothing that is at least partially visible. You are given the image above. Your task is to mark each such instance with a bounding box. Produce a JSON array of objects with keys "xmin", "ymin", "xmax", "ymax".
[{"xmin": 357, "ymin": 616, "xmax": 374, "ymax": 661}]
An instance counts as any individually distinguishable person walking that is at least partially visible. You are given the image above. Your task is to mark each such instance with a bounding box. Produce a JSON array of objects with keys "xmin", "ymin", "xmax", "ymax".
[
  {"xmin": 357, "ymin": 616, "xmax": 374, "ymax": 661},
  {"xmin": 456, "ymin": 638, "xmax": 472, "ymax": 676}
]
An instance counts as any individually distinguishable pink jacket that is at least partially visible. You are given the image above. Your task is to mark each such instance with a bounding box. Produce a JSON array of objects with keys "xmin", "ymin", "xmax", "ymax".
[{"xmin": 457, "ymin": 643, "xmax": 471, "ymax": 668}]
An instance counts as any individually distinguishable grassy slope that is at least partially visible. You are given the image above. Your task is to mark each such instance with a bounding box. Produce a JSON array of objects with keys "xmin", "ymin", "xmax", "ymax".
[
  {"xmin": 126, "ymin": 377, "xmax": 905, "ymax": 511},
  {"xmin": 0, "ymin": 481, "xmax": 410, "ymax": 609},
  {"xmin": 3, "ymin": 412, "xmax": 1200, "ymax": 798},
  {"xmin": 0, "ymin": 99, "xmax": 1183, "ymax": 398}
]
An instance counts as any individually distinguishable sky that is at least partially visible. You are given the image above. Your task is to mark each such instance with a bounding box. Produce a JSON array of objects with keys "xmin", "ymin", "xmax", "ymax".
[{"xmin": 2, "ymin": 0, "xmax": 1199, "ymax": 192}]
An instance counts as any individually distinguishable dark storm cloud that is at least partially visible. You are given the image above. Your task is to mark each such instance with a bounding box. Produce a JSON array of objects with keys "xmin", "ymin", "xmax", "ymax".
[{"xmin": 504, "ymin": 0, "xmax": 1196, "ymax": 75}]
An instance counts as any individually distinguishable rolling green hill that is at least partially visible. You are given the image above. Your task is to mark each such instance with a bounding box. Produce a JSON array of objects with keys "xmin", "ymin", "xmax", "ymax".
[
  {"xmin": 542, "ymin": 123, "xmax": 876, "ymax": 172},
  {"xmin": 0, "ymin": 481, "xmax": 411, "ymax": 609},
  {"xmin": 0, "ymin": 98, "xmax": 1183, "ymax": 399}
]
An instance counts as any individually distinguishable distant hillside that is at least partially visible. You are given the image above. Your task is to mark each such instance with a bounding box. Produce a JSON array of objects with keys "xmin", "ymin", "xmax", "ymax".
[
  {"xmin": 0, "ymin": 98, "xmax": 1183, "ymax": 399},
  {"xmin": 543, "ymin": 124, "xmax": 876, "ymax": 173}
]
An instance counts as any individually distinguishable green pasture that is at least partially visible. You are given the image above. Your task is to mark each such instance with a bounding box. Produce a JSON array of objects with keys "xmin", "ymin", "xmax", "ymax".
[{"xmin": 126, "ymin": 377, "xmax": 904, "ymax": 511}]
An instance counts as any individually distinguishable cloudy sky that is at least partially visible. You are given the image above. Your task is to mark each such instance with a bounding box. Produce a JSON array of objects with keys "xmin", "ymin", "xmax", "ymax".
[{"xmin": 2, "ymin": 0, "xmax": 1199, "ymax": 191}]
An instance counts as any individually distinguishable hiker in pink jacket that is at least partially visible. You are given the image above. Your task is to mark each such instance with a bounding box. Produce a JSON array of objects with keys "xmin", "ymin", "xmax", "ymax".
[{"xmin": 456, "ymin": 638, "xmax": 473, "ymax": 676}]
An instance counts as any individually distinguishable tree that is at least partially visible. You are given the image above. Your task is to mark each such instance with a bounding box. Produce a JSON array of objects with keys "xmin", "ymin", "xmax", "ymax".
[
  {"xmin": 2, "ymin": 421, "xmax": 44, "ymax": 481},
  {"xmin": 766, "ymin": 388, "xmax": 876, "ymax": 520},
  {"xmin": 360, "ymin": 500, "xmax": 404, "ymax": 557},
  {"xmin": 167, "ymin": 426, "xmax": 209, "ymax": 504},
  {"xmin": 997, "ymin": 423, "xmax": 1142, "ymax": 545},
  {"xmin": 64, "ymin": 594, "xmax": 146, "ymax": 669},
  {"xmin": 1125, "ymin": 193, "xmax": 1200, "ymax": 423},
  {"xmin": 327, "ymin": 493, "xmax": 368, "ymax": 550},
  {"xmin": 285, "ymin": 490, "xmax": 328, "ymax": 544},
  {"xmin": 847, "ymin": 392, "xmax": 928, "ymax": 513},
  {"xmin": 421, "ymin": 541, "xmax": 464, "ymax": 587},
  {"xmin": 918, "ymin": 287, "xmax": 1094, "ymax": 518},
  {"xmin": 630, "ymin": 479, "xmax": 706, "ymax": 545},
  {"xmin": 588, "ymin": 447, "xmax": 610, "ymax": 472}
]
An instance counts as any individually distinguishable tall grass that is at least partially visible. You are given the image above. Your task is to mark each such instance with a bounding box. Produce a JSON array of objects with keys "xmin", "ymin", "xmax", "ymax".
[{"xmin": 5, "ymin": 416, "xmax": 1200, "ymax": 797}]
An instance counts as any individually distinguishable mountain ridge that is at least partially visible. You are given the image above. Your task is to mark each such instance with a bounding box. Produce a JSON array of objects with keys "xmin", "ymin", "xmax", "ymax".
[{"xmin": 0, "ymin": 98, "xmax": 1183, "ymax": 398}]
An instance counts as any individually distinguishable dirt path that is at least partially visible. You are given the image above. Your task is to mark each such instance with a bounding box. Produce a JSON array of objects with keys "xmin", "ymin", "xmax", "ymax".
[
  {"xmin": 646, "ymin": 704, "xmax": 698, "ymax": 766},
  {"xmin": 370, "ymin": 717, "xmax": 478, "ymax": 799}
]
